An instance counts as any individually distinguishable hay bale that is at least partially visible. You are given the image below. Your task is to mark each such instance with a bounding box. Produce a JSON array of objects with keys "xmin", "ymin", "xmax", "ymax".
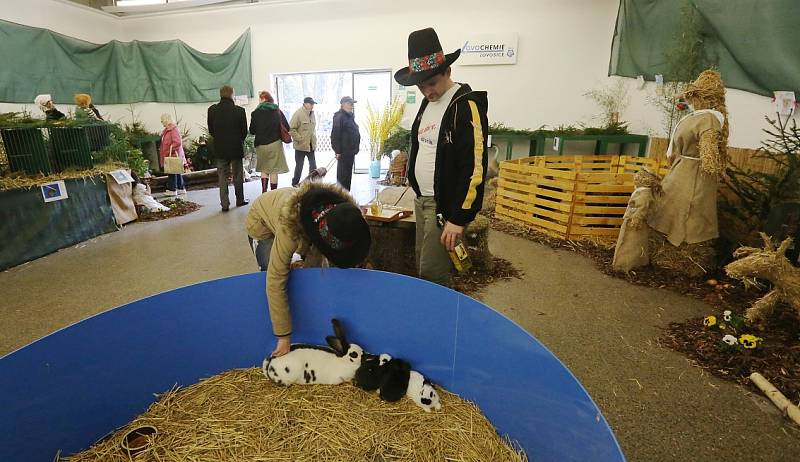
[
  {"xmin": 482, "ymin": 177, "xmax": 498, "ymax": 213},
  {"xmin": 63, "ymin": 368, "xmax": 527, "ymax": 462},
  {"xmin": 649, "ymin": 232, "xmax": 717, "ymax": 278},
  {"xmin": 389, "ymin": 151, "xmax": 409, "ymax": 186},
  {"xmin": 465, "ymin": 215, "xmax": 493, "ymax": 270},
  {"xmin": 367, "ymin": 222, "xmax": 416, "ymax": 276}
]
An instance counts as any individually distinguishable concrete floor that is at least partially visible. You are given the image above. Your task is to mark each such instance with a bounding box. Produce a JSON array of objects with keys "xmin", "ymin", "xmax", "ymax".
[{"xmin": 1, "ymin": 175, "xmax": 799, "ymax": 461}]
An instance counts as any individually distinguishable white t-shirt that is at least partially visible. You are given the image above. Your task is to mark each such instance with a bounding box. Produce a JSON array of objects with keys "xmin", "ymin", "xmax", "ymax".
[{"xmin": 415, "ymin": 83, "xmax": 461, "ymax": 196}]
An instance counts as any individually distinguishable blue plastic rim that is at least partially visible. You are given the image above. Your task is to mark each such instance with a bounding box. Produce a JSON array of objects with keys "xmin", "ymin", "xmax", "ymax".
[{"xmin": 0, "ymin": 269, "xmax": 625, "ymax": 461}]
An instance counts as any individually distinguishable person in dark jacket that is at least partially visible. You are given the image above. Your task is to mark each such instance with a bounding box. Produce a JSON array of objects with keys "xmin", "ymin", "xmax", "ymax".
[
  {"xmin": 250, "ymin": 90, "xmax": 290, "ymax": 193},
  {"xmin": 395, "ymin": 28, "xmax": 489, "ymax": 287},
  {"xmin": 208, "ymin": 85, "xmax": 249, "ymax": 211},
  {"xmin": 330, "ymin": 96, "xmax": 361, "ymax": 190}
]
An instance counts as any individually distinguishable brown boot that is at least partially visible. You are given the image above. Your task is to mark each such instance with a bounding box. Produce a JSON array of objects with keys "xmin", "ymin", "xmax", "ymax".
[
  {"xmin": 261, "ymin": 178, "xmax": 268, "ymax": 193},
  {"xmin": 270, "ymin": 182, "xmax": 278, "ymax": 190}
]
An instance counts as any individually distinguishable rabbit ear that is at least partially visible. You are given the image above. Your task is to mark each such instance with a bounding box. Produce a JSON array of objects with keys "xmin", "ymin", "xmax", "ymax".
[
  {"xmin": 331, "ymin": 318, "xmax": 348, "ymax": 342},
  {"xmin": 326, "ymin": 335, "xmax": 346, "ymax": 355},
  {"xmin": 330, "ymin": 318, "xmax": 350, "ymax": 349}
]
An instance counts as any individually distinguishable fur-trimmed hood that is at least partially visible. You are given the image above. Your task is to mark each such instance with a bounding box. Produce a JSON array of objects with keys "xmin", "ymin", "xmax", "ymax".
[{"xmin": 280, "ymin": 180, "xmax": 361, "ymax": 242}]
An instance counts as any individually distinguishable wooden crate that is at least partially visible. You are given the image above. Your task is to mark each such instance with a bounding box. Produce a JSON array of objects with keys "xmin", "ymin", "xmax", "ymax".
[{"xmin": 495, "ymin": 155, "xmax": 669, "ymax": 240}]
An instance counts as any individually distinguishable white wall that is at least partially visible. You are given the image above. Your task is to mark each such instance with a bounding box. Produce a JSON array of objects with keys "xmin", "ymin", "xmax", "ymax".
[
  {"xmin": 0, "ymin": 0, "xmax": 779, "ymax": 149},
  {"xmin": 116, "ymin": 0, "xmax": 624, "ymax": 141}
]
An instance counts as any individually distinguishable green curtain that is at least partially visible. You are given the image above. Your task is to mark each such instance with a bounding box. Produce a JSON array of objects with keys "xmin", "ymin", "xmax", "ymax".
[
  {"xmin": 609, "ymin": 0, "xmax": 800, "ymax": 97},
  {"xmin": 0, "ymin": 19, "xmax": 253, "ymax": 104}
]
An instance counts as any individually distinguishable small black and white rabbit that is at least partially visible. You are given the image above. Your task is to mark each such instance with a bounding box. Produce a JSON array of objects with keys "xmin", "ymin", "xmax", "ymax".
[
  {"xmin": 378, "ymin": 358, "xmax": 411, "ymax": 402},
  {"xmin": 406, "ymin": 370, "xmax": 442, "ymax": 412},
  {"xmin": 354, "ymin": 353, "xmax": 392, "ymax": 392},
  {"xmin": 262, "ymin": 319, "xmax": 364, "ymax": 386}
]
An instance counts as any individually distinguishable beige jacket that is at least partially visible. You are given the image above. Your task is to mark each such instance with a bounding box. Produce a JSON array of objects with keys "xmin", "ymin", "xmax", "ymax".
[
  {"xmin": 245, "ymin": 181, "xmax": 357, "ymax": 336},
  {"xmin": 289, "ymin": 107, "xmax": 317, "ymax": 152}
]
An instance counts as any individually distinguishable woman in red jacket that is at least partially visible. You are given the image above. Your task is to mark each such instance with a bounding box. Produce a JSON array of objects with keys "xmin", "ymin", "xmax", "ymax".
[{"xmin": 159, "ymin": 113, "xmax": 187, "ymax": 197}]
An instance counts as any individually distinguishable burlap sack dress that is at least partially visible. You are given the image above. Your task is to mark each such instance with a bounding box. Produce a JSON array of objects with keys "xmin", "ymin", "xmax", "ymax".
[
  {"xmin": 649, "ymin": 111, "xmax": 724, "ymax": 246},
  {"xmin": 613, "ymin": 186, "xmax": 656, "ymax": 272}
]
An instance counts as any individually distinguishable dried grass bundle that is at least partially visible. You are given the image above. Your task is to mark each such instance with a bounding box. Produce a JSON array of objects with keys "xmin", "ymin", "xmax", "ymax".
[
  {"xmin": 63, "ymin": 368, "xmax": 527, "ymax": 462},
  {"xmin": 0, "ymin": 161, "xmax": 126, "ymax": 191},
  {"xmin": 633, "ymin": 169, "xmax": 662, "ymax": 195},
  {"xmin": 725, "ymin": 233, "xmax": 800, "ymax": 326},
  {"xmin": 685, "ymin": 69, "xmax": 729, "ymax": 162},
  {"xmin": 465, "ymin": 214, "xmax": 492, "ymax": 270},
  {"xmin": 649, "ymin": 233, "xmax": 716, "ymax": 278}
]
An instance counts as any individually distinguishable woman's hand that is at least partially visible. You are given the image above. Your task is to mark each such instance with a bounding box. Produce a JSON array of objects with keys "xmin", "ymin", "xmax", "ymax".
[{"xmin": 271, "ymin": 336, "xmax": 291, "ymax": 357}]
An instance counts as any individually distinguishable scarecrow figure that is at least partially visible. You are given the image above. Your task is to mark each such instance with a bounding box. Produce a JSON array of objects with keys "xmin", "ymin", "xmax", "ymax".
[
  {"xmin": 612, "ymin": 169, "xmax": 662, "ymax": 272},
  {"xmin": 648, "ymin": 69, "xmax": 729, "ymax": 277},
  {"xmin": 74, "ymin": 93, "xmax": 103, "ymax": 121},
  {"xmin": 34, "ymin": 94, "xmax": 65, "ymax": 121}
]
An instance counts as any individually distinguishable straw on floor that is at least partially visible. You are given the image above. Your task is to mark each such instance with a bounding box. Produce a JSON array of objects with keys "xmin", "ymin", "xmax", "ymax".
[{"xmin": 64, "ymin": 368, "xmax": 528, "ymax": 462}]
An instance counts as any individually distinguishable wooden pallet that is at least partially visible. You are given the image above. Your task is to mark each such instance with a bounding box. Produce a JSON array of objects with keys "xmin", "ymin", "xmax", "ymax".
[{"xmin": 495, "ymin": 155, "xmax": 669, "ymax": 240}]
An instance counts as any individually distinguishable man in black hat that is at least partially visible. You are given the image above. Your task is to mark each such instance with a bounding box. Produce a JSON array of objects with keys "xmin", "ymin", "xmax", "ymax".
[
  {"xmin": 331, "ymin": 96, "xmax": 361, "ymax": 190},
  {"xmin": 289, "ymin": 97, "xmax": 318, "ymax": 187},
  {"xmin": 395, "ymin": 27, "xmax": 489, "ymax": 287}
]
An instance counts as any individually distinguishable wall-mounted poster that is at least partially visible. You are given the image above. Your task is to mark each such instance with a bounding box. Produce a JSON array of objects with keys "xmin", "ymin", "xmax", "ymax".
[
  {"xmin": 774, "ymin": 91, "xmax": 796, "ymax": 116},
  {"xmin": 458, "ymin": 34, "xmax": 518, "ymax": 66}
]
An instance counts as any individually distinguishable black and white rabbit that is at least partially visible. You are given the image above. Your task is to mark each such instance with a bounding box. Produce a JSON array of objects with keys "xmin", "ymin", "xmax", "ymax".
[
  {"xmin": 378, "ymin": 358, "xmax": 411, "ymax": 402},
  {"xmin": 262, "ymin": 319, "xmax": 364, "ymax": 386},
  {"xmin": 406, "ymin": 370, "xmax": 442, "ymax": 412},
  {"xmin": 354, "ymin": 353, "xmax": 392, "ymax": 392}
]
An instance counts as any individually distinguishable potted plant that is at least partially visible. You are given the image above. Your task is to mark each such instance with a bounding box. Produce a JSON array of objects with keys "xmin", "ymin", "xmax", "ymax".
[{"xmin": 364, "ymin": 98, "xmax": 404, "ymax": 178}]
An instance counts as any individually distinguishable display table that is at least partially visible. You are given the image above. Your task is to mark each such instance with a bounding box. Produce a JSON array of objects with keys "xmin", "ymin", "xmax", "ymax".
[{"xmin": 365, "ymin": 187, "xmax": 417, "ymax": 276}]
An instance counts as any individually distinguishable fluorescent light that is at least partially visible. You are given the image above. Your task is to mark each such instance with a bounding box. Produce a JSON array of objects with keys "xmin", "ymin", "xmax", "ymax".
[{"xmin": 116, "ymin": 0, "xmax": 165, "ymax": 6}]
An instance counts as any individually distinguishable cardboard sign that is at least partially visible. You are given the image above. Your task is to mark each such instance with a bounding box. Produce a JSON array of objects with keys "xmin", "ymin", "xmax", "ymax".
[
  {"xmin": 109, "ymin": 169, "xmax": 134, "ymax": 184},
  {"xmin": 41, "ymin": 180, "xmax": 68, "ymax": 203}
]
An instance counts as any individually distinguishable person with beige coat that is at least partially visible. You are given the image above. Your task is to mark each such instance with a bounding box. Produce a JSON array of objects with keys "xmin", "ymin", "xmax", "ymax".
[
  {"xmin": 289, "ymin": 97, "xmax": 318, "ymax": 186},
  {"xmin": 245, "ymin": 180, "xmax": 371, "ymax": 357}
]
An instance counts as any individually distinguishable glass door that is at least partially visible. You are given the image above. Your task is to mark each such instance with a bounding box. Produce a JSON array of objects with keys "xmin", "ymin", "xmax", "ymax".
[{"xmin": 353, "ymin": 71, "xmax": 392, "ymax": 172}]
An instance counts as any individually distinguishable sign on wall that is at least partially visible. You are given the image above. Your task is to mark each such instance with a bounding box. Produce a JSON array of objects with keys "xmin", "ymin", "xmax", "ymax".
[{"xmin": 458, "ymin": 34, "xmax": 518, "ymax": 66}]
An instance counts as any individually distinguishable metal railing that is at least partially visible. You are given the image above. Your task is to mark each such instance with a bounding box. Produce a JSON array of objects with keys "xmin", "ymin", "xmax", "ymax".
[{"xmin": 0, "ymin": 123, "xmax": 125, "ymax": 175}]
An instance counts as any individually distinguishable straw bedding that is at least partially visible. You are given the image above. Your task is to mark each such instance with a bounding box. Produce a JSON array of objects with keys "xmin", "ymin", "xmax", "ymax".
[
  {"xmin": 0, "ymin": 161, "xmax": 127, "ymax": 191},
  {"xmin": 63, "ymin": 368, "xmax": 527, "ymax": 462}
]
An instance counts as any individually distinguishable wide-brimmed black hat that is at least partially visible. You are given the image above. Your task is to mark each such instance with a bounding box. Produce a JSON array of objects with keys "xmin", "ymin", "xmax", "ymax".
[
  {"xmin": 394, "ymin": 28, "xmax": 460, "ymax": 87},
  {"xmin": 299, "ymin": 186, "xmax": 371, "ymax": 268}
]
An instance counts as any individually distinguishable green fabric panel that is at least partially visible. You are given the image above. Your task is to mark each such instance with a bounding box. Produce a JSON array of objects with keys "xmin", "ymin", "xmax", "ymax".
[
  {"xmin": 0, "ymin": 177, "xmax": 117, "ymax": 271},
  {"xmin": 0, "ymin": 19, "xmax": 253, "ymax": 104},
  {"xmin": 609, "ymin": 0, "xmax": 800, "ymax": 96}
]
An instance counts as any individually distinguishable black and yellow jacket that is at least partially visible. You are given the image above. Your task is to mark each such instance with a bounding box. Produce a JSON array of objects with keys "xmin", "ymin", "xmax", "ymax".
[{"xmin": 408, "ymin": 83, "xmax": 489, "ymax": 226}]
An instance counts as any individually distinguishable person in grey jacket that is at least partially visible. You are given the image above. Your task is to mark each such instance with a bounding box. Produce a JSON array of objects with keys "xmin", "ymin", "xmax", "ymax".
[
  {"xmin": 330, "ymin": 96, "xmax": 361, "ymax": 190},
  {"xmin": 289, "ymin": 97, "xmax": 318, "ymax": 186}
]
